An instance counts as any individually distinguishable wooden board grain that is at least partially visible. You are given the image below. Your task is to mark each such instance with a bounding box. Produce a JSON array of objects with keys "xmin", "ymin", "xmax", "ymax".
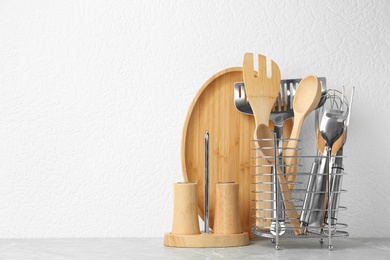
[{"xmin": 181, "ymin": 67, "xmax": 271, "ymax": 238}]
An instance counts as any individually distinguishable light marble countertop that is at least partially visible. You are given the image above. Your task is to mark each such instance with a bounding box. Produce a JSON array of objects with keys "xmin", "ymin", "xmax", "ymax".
[{"xmin": 0, "ymin": 237, "xmax": 389, "ymax": 259}]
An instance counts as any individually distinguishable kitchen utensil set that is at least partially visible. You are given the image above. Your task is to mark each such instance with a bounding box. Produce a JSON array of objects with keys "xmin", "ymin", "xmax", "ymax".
[
  {"xmin": 166, "ymin": 53, "xmax": 353, "ymax": 250},
  {"xmin": 239, "ymin": 54, "xmax": 352, "ymax": 250}
]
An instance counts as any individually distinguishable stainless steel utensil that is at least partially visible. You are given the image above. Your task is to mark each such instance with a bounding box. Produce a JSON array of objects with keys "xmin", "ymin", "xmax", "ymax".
[
  {"xmin": 325, "ymin": 150, "xmax": 344, "ymax": 227},
  {"xmin": 325, "ymin": 87, "xmax": 354, "ymax": 227},
  {"xmin": 204, "ymin": 131, "xmax": 210, "ymax": 233},
  {"xmin": 306, "ymin": 108, "xmax": 347, "ymax": 230},
  {"xmin": 300, "ymin": 158, "xmax": 320, "ymax": 227}
]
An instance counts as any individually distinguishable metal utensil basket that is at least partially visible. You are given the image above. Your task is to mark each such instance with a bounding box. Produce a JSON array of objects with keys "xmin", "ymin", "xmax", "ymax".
[{"xmin": 252, "ymin": 134, "xmax": 349, "ymax": 250}]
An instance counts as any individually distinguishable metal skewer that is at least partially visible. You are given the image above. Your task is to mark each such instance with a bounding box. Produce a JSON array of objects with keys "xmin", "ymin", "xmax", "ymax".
[{"xmin": 204, "ymin": 131, "xmax": 210, "ymax": 233}]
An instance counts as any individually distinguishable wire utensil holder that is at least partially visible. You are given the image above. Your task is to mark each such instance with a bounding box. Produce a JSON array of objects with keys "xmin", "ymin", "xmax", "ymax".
[{"xmin": 252, "ymin": 134, "xmax": 349, "ymax": 250}]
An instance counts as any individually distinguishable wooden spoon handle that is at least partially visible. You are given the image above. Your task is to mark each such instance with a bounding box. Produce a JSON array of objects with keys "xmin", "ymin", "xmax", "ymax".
[{"xmin": 283, "ymin": 114, "xmax": 304, "ymax": 176}]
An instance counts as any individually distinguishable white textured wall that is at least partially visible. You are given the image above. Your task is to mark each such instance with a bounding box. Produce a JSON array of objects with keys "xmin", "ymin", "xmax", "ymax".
[{"xmin": 0, "ymin": 0, "xmax": 389, "ymax": 238}]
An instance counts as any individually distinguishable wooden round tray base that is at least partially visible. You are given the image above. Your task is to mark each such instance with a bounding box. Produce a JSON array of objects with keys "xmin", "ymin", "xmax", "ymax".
[{"xmin": 164, "ymin": 232, "xmax": 249, "ymax": 248}]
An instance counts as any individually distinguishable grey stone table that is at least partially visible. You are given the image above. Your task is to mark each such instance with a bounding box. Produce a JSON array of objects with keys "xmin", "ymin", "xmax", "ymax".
[{"xmin": 0, "ymin": 237, "xmax": 389, "ymax": 259}]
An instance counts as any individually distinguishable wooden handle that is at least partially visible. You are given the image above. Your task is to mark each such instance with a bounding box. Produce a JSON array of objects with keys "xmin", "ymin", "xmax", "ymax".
[
  {"xmin": 255, "ymin": 156, "xmax": 272, "ymax": 231},
  {"xmin": 172, "ymin": 182, "xmax": 200, "ymax": 235},
  {"xmin": 254, "ymin": 123, "xmax": 302, "ymax": 235},
  {"xmin": 213, "ymin": 182, "xmax": 242, "ymax": 234},
  {"xmin": 283, "ymin": 113, "xmax": 304, "ymax": 173},
  {"xmin": 276, "ymin": 167, "xmax": 302, "ymax": 235},
  {"xmin": 284, "ymin": 113, "xmax": 305, "ymax": 189},
  {"xmin": 254, "ymin": 128, "xmax": 272, "ymax": 230}
]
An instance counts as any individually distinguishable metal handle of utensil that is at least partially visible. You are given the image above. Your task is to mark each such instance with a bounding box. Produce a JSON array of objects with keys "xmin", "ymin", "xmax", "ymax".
[
  {"xmin": 272, "ymin": 124, "xmax": 285, "ymax": 223},
  {"xmin": 306, "ymin": 151, "xmax": 329, "ymax": 231},
  {"xmin": 325, "ymin": 148, "xmax": 344, "ymax": 226},
  {"xmin": 300, "ymin": 158, "xmax": 320, "ymax": 226},
  {"xmin": 270, "ymin": 132, "xmax": 286, "ymax": 236},
  {"xmin": 204, "ymin": 131, "xmax": 210, "ymax": 233}
]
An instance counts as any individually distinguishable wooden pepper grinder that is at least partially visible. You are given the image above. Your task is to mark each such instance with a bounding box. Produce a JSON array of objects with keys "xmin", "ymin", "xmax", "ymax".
[
  {"xmin": 171, "ymin": 182, "xmax": 200, "ymax": 235},
  {"xmin": 213, "ymin": 182, "xmax": 242, "ymax": 234}
]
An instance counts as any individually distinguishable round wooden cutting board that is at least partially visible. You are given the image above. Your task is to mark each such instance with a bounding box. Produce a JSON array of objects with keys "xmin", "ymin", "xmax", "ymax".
[{"xmin": 181, "ymin": 67, "xmax": 260, "ymax": 238}]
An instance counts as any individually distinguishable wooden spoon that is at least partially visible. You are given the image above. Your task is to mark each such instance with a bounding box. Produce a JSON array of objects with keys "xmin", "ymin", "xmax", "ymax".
[
  {"xmin": 284, "ymin": 75, "xmax": 322, "ymax": 184},
  {"xmin": 256, "ymin": 124, "xmax": 302, "ymax": 235}
]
